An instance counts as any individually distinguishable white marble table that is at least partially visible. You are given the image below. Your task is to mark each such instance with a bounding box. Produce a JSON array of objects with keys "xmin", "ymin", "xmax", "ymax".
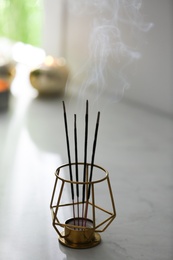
[{"xmin": 0, "ymin": 72, "xmax": 173, "ymax": 259}]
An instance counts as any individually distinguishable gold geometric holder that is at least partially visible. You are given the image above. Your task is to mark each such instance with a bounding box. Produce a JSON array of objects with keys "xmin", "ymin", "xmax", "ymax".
[{"xmin": 50, "ymin": 162, "xmax": 116, "ymax": 249}]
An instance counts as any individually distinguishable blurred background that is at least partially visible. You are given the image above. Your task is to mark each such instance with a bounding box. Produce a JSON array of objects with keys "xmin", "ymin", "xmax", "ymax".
[
  {"xmin": 0, "ymin": 0, "xmax": 172, "ymax": 113},
  {"xmin": 0, "ymin": 1, "xmax": 173, "ymax": 260}
]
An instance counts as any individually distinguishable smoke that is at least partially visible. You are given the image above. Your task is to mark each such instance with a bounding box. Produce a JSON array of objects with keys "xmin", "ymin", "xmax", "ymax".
[{"xmin": 67, "ymin": 0, "xmax": 153, "ymax": 101}]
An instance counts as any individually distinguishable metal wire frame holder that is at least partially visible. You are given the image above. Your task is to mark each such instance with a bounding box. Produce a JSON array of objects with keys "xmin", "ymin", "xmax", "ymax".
[{"xmin": 50, "ymin": 162, "xmax": 116, "ymax": 249}]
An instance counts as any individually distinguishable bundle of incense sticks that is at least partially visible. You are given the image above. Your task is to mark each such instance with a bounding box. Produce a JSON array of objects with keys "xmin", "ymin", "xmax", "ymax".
[{"xmin": 62, "ymin": 100, "xmax": 100, "ymax": 226}]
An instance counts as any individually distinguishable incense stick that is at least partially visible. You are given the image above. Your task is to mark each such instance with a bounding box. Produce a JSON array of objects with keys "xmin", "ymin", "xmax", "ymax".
[
  {"xmin": 62, "ymin": 100, "xmax": 100, "ymax": 226},
  {"xmin": 88, "ymin": 111, "xmax": 100, "ymax": 199},
  {"xmin": 62, "ymin": 101, "xmax": 75, "ymax": 221},
  {"xmin": 74, "ymin": 114, "xmax": 79, "ymax": 222},
  {"xmin": 84, "ymin": 111, "xmax": 100, "ymax": 222},
  {"xmin": 82, "ymin": 100, "xmax": 88, "ymax": 221}
]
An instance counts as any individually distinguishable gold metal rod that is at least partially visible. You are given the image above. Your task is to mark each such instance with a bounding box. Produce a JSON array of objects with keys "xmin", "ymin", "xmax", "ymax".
[
  {"xmin": 51, "ymin": 210, "xmax": 60, "ymax": 225},
  {"xmin": 92, "ymin": 183, "xmax": 96, "ymax": 228},
  {"xmin": 95, "ymin": 215, "xmax": 115, "ymax": 230},
  {"xmin": 57, "ymin": 201, "xmax": 82, "ymax": 207},
  {"xmin": 50, "ymin": 174, "xmax": 58, "ymax": 208},
  {"xmin": 55, "ymin": 162, "xmax": 108, "ymax": 185},
  {"xmin": 107, "ymin": 176, "xmax": 116, "ymax": 216},
  {"xmin": 89, "ymin": 203, "xmax": 115, "ymax": 215},
  {"xmin": 53, "ymin": 180, "xmax": 65, "ymax": 226}
]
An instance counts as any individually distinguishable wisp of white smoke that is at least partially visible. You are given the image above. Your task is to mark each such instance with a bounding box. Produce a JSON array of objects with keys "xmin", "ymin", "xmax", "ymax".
[{"xmin": 67, "ymin": 0, "xmax": 153, "ymax": 101}]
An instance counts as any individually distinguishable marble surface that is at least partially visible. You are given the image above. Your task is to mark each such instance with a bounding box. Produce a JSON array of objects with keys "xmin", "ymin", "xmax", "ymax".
[{"xmin": 0, "ymin": 72, "xmax": 173, "ymax": 259}]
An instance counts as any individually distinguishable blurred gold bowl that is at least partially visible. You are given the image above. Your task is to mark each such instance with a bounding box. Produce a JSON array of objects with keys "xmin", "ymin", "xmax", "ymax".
[
  {"xmin": 0, "ymin": 62, "xmax": 16, "ymax": 87},
  {"xmin": 30, "ymin": 56, "xmax": 69, "ymax": 96},
  {"xmin": 0, "ymin": 62, "xmax": 16, "ymax": 110}
]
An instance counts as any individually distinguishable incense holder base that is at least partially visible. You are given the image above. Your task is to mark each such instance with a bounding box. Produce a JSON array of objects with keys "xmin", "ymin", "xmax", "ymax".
[{"xmin": 59, "ymin": 218, "xmax": 101, "ymax": 249}]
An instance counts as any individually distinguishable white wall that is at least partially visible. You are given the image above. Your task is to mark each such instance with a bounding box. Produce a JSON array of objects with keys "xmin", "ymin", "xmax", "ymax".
[
  {"xmin": 125, "ymin": 0, "xmax": 173, "ymax": 115},
  {"xmin": 42, "ymin": 0, "xmax": 173, "ymax": 115}
]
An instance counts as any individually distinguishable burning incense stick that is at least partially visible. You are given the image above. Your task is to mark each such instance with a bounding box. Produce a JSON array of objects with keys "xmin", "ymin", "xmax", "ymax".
[
  {"xmin": 82, "ymin": 100, "xmax": 88, "ymax": 220},
  {"xmin": 74, "ymin": 114, "xmax": 79, "ymax": 222},
  {"xmin": 84, "ymin": 111, "xmax": 100, "ymax": 222},
  {"xmin": 88, "ymin": 111, "xmax": 100, "ymax": 199},
  {"xmin": 62, "ymin": 101, "xmax": 75, "ymax": 220}
]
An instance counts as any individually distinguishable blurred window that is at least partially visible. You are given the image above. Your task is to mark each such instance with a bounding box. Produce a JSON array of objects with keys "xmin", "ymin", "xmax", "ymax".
[{"xmin": 0, "ymin": 0, "xmax": 42, "ymax": 46}]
